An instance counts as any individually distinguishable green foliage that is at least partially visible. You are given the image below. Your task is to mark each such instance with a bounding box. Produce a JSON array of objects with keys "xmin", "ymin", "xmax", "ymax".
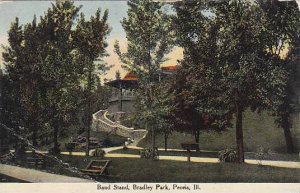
[
  {"xmin": 140, "ymin": 147, "xmax": 159, "ymax": 160},
  {"xmin": 170, "ymin": 1, "xmax": 233, "ymax": 142},
  {"xmin": 218, "ymin": 148, "xmax": 238, "ymax": 163},
  {"xmin": 255, "ymin": 146, "xmax": 269, "ymax": 165},
  {"xmin": 114, "ymin": 0, "xmax": 175, "ymax": 134},
  {"xmin": 1, "ymin": 1, "xmax": 110, "ymax": 153},
  {"xmin": 259, "ymin": 0, "xmax": 300, "ymax": 153},
  {"xmin": 173, "ymin": 0, "xmax": 296, "ymax": 162},
  {"xmin": 92, "ymin": 148, "xmax": 106, "ymax": 158}
]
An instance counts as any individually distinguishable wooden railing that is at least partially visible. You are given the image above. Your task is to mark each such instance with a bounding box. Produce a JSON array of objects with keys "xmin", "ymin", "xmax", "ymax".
[{"xmin": 92, "ymin": 110, "xmax": 148, "ymax": 141}]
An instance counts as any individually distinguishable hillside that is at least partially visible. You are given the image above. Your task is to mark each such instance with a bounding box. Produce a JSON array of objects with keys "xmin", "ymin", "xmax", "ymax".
[{"xmin": 138, "ymin": 110, "xmax": 299, "ymax": 153}]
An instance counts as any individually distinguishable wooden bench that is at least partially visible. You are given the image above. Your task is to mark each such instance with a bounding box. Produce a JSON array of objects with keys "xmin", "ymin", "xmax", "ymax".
[
  {"xmin": 181, "ymin": 143, "xmax": 199, "ymax": 162},
  {"xmin": 26, "ymin": 152, "xmax": 46, "ymax": 168},
  {"xmin": 80, "ymin": 160, "xmax": 111, "ymax": 176},
  {"xmin": 27, "ymin": 157, "xmax": 45, "ymax": 168}
]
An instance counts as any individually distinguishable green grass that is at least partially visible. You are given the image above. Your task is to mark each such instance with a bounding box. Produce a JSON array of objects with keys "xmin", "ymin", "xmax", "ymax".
[
  {"xmin": 138, "ymin": 110, "xmax": 299, "ymax": 153},
  {"xmin": 56, "ymin": 155, "xmax": 300, "ymax": 183},
  {"xmin": 11, "ymin": 154, "xmax": 298, "ymax": 182},
  {"xmin": 111, "ymin": 148, "xmax": 300, "ymax": 162}
]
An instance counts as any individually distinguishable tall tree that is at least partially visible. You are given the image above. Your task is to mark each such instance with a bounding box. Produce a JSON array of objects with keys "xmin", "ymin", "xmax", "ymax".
[
  {"xmin": 114, "ymin": 0, "xmax": 174, "ymax": 158},
  {"xmin": 36, "ymin": 1, "xmax": 83, "ymax": 153},
  {"xmin": 174, "ymin": 0, "xmax": 289, "ymax": 163},
  {"xmin": 258, "ymin": 0, "xmax": 300, "ymax": 153},
  {"xmin": 172, "ymin": 1, "xmax": 231, "ymax": 145},
  {"xmin": 2, "ymin": 1, "xmax": 110, "ymax": 154},
  {"xmin": 2, "ymin": 16, "xmax": 43, "ymax": 147},
  {"xmin": 74, "ymin": 9, "xmax": 110, "ymax": 156}
]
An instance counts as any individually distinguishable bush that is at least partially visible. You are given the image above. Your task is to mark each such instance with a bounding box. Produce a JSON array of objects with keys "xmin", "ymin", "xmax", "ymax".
[
  {"xmin": 140, "ymin": 148, "xmax": 159, "ymax": 160},
  {"xmin": 92, "ymin": 148, "xmax": 105, "ymax": 158},
  {"xmin": 218, "ymin": 148, "xmax": 238, "ymax": 163},
  {"xmin": 255, "ymin": 146, "xmax": 268, "ymax": 165}
]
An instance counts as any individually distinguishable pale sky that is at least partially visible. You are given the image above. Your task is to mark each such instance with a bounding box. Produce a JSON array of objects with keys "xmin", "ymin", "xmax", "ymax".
[{"xmin": 0, "ymin": 0, "xmax": 183, "ymax": 80}]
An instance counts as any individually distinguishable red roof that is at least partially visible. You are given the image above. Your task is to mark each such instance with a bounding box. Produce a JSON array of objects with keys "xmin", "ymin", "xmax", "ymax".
[
  {"xmin": 122, "ymin": 72, "xmax": 138, "ymax": 81},
  {"xmin": 121, "ymin": 65, "xmax": 177, "ymax": 80},
  {"xmin": 161, "ymin": 65, "xmax": 177, "ymax": 72}
]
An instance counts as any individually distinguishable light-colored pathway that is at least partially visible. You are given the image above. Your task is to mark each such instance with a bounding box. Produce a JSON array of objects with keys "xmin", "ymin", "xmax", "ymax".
[
  {"xmin": 40, "ymin": 147, "xmax": 300, "ymax": 169},
  {"xmin": 0, "ymin": 164, "xmax": 93, "ymax": 183},
  {"xmin": 103, "ymin": 146, "xmax": 300, "ymax": 169},
  {"xmin": 105, "ymin": 152, "xmax": 300, "ymax": 169}
]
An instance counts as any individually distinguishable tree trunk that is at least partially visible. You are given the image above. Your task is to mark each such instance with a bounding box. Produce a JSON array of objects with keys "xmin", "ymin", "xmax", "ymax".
[
  {"xmin": 86, "ymin": 118, "xmax": 91, "ymax": 156},
  {"xmin": 282, "ymin": 116, "xmax": 295, "ymax": 153},
  {"xmin": 152, "ymin": 127, "xmax": 156, "ymax": 159},
  {"xmin": 164, "ymin": 132, "xmax": 168, "ymax": 152},
  {"xmin": 235, "ymin": 101, "xmax": 244, "ymax": 163},
  {"xmin": 194, "ymin": 130, "xmax": 200, "ymax": 143},
  {"xmin": 86, "ymin": 69, "xmax": 92, "ymax": 157},
  {"xmin": 194, "ymin": 130, "xmax": 200, "ymax": 152},
  {"xmin": 32, "ymin": 128, "xmax": 37, "ymax": 147},
  {"xmin": 53, "ymin": 123, "xmax": 59, "ymax": 154},
  {"xmin": 32, "ymin": 121, "xmax": 37, "ymax": 147}
]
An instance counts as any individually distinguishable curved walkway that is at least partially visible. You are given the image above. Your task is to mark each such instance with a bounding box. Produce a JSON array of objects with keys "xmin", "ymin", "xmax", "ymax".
[
  {"xmin": 60, "ymin": 146, "xmax": 300, "ymax": 169},
  {"xmin": 91, "ymin": 110, "xmax": 148, "ymax": 145}
]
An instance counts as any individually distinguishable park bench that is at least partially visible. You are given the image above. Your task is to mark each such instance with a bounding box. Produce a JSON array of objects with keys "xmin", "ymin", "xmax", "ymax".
[
  {"xmin": 181, "ymin": 143, "xmax": 199, "ymax": 162},
  {"xmin": 27, "ymin": 157, "xmax": 45, "ymax": 168},
  {"xmin": 26, "ymin": 152, "xmax": 46, "ymax": 168},
  {"xmin": 80, "ymin": 160, "xmax": 111, "ymax": 176}
]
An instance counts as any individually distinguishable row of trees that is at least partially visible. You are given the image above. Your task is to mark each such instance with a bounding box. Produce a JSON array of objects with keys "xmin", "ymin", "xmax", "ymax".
[
  {"xmin": 1, "ymin": 0, "xmax": 298, "ymax": 164},
  {"xmin": 116, "ymin": 0, "xmax": 299, "ymax": 162},
  {"xmin": 1, "ymin": 1, "xmax": 111, "ymax": 155}
]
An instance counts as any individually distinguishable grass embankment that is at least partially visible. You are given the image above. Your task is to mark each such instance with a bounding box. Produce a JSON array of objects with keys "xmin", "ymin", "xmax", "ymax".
[
  {"xmin": 138, "ymin": 110, "xmax": 299, "ymax": 153},
  {"xmin": 57, "ymin": 155, "xmax": 299, "ymax": 183}
]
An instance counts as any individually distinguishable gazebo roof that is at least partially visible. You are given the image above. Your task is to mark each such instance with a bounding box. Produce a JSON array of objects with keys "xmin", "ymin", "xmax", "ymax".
[
  {"xmin": 105, "ymin": 65, "xmax": 177, "ymax": 89},
  {"xmin": 161, "ymin": 65, "xmax": 177, "ymax": 72}
]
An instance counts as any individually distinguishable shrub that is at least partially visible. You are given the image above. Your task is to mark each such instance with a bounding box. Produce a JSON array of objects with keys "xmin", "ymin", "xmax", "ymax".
[
  {"xmin": 140, "ymin": 148, "xmax": 159, "ymax": 160},
  {"xmin": 92, "ymin": 148, "xmax": 105, "ymax": 158},
  {"xmin": 218, "ymin": 148, "xmax": 238, "ymax": 163},
  {"xmin": 255, "ymin": 146, "xmax": 268, "ymax": 166}
]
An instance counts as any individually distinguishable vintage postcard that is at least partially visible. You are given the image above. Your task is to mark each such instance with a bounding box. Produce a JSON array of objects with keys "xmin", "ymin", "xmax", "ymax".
[{"xmin": 0, "ymin": 0, "xmax": 299, "ymax": 192}]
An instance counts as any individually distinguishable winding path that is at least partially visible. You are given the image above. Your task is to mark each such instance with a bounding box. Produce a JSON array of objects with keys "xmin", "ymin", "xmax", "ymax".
[{"xmin": 91, "ymin": 110, "xmax": 148, "ymax": 145}]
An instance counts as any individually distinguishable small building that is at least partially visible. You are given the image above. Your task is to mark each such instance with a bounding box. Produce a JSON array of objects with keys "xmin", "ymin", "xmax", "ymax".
[
  {"xmin": 106, "ymin": 72, "xmax": 138, "ymax": 115},
  {"xmin": 105, "ymin": 66, "xmax": 177, "ymax": 116}
]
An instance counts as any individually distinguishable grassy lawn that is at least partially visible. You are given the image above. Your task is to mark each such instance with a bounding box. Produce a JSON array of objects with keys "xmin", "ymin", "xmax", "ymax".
[
  {"xmin": 56, "ymin": 155, "xmax": 299, "ymax": 183},
  {"xmin": 8, "ymin": 154, "xmax": 298, "ymax": 182},
  {"xmin": 111, "ymin": 148, "xmax": 300, "ymax": 162},
  {"xmin": 138, "ymin": 110, "xmax": 300, "ymax": 153}
]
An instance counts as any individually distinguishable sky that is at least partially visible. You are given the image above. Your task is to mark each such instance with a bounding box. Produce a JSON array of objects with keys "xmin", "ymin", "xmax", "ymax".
[{"xmin": 0, "ymin": 0, "xmax": 183, "ymax": 80}]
